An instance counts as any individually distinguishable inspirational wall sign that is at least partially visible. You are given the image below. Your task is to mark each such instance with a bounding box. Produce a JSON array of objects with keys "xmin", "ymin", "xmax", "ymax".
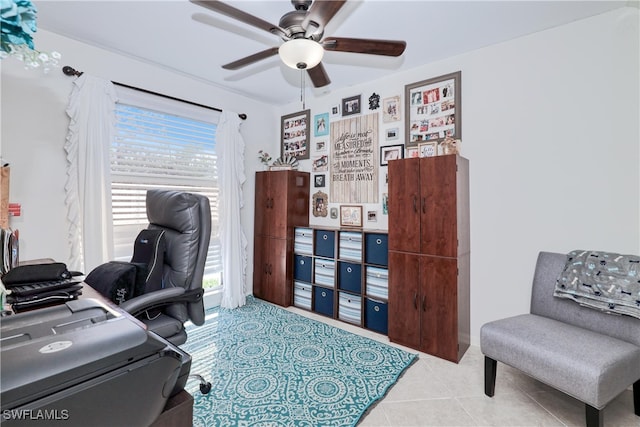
[{"xmin": 330, "ymin": 113, "xmax": 379, "ymax": 203}]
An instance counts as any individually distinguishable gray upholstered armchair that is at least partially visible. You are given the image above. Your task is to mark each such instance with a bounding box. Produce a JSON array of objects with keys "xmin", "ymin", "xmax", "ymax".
[{"xmin": 119, "ymin": 189, "xmax": 211, "ymax": 346}]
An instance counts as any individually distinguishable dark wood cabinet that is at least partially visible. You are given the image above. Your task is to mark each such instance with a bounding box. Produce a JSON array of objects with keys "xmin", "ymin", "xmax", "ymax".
[
  {"xmin": 387, "ymin": 155, "xmax": 470, "ymax": 363},
  {"xmin": 253, "ymin": 170, "xmax": 309, "ymax": 307}
]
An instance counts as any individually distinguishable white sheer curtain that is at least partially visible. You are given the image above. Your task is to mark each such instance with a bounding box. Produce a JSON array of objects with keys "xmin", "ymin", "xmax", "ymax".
[
  {"xmin": 217, "ymin": 111, "xmax": 248, "ymax": 309},
  {"xmin": 64, "ymin": 74, "xmax": 117, "ymax": 273}
]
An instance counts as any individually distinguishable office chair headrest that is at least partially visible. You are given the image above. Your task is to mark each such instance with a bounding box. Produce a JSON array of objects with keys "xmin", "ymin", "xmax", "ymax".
[{"xmin": 146, "ymin": 190, "xmax": 202, "ymax": 233}]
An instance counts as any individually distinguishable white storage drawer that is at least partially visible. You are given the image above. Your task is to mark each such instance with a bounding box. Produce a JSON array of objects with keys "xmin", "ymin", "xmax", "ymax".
[
  {"xmin": 314, "ymin": 258, "xmax": 335, "ymax": 287},
  {"xmin": 338, "ymin": 293, "xmax": 362, "ymax": 325},
  {"xmin": 339, "ymin": 231, "xmax": 363, "ymax": 262},
  {"xmin": 365, "ymin": 266, "xmax": 389, "ymax": 300},
  {"xmin": 293, "ymin": 281, "xmax": 312, "ymax": 310},
  {"xmin": 294, "ymin": 227, "xmax": 314, "ymax": 255}
]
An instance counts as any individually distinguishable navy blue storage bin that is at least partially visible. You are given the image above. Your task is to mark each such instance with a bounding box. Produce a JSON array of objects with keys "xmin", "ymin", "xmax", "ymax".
[
  {"xmin": 338, "ymin": 262, "xmax": 362, "ymax": 293},
  {"xmin": 313, "ymin": 287, "xmax": 334, "ymax": 317},
  {"xmin": 365, "ymin": 298, "xmax": 388, "ymax": 335},
  {"xmin": 294, "ymin": 255, "xmax": 312, "ymax": 282},
  {"xmin": 365, "ymin": 233, "xmax": 388, "ymax": 266},
  {"xmin": 315, "ymin": 230, "xmax": 335, "ymax": 258}
]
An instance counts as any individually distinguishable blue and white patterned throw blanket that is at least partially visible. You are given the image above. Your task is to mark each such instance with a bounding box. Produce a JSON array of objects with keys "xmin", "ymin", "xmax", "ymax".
[{"xmin": 554, "ymin": 249, "xmax": 640, "ymax": 319}]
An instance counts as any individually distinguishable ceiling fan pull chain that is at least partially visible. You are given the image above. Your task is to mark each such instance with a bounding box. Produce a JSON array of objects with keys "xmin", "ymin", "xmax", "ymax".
[{"xmin": 300, "ymin": 69, "xmax": 306, "ymax": 110}]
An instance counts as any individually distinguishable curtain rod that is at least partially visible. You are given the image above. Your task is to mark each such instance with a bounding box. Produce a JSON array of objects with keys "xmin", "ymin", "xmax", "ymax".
[{"xmin": 62, "ymin": 66, "xmax": 247, "ymax": 120}]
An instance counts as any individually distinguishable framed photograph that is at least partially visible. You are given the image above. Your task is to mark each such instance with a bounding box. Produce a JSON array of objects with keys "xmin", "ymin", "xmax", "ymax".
[
  {"xmin": 314, "ymin": 174, "xmax": 326, "ymax": 188},
  {"xmin": 330, "ymin": 104, "xmax": 341, "ymax": 118},
  {"xmin": 315, "ymin": 140, "xmax": 327, "ymax": 152},
  {"xmin": 418, "ymin": 141, "xmax": 438, "ymax": 157},
  {"xmin": 380, "ymin": 144, "xmax": 404, "ymax": 166},
  {"xmin": 383, "ymin": 96, "xmax": 401, "ymax": 122},
  {"xmin": 406, "ymin": 146, "xmax": 419, "ymax": 158},
  {"xmin": 312, "ymin": 155, "xmax": 329, "ymax": 172},
  {"xmin": 342, "ymin": 95, "xmax": 361, "ymax": 116},
  {"xmin": 312, "ymin": 191, "xmax": 328, "ymax": 217},
  {"xmin": 281, "ymin": 109, "xmax": 310, "ymax": 160},
  {"xmin": 314, "ymin": 112, "xmax": 329, "ymax": 137},
  {"xmin": 405, "ymin": 71, "xmax": 461, "ymax": 147},
  {"xmin": 386, "ymin": 127, "xmax": 399, "ymax": 141},
  {"xmin": 340, "ymin": 205, "xmax": 363, "ymax": 227}
]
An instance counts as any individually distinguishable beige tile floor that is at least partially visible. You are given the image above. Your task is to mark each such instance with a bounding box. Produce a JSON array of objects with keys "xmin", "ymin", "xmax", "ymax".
[{"xmin": 286, "ymin": 306, "xmax": 639, "ymax": 427}]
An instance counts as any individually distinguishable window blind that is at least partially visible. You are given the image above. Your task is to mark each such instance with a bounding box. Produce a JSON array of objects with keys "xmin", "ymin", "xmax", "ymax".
[{"xmin": 111, "ymin": 86, "xmax": 222, "ymax": 281}]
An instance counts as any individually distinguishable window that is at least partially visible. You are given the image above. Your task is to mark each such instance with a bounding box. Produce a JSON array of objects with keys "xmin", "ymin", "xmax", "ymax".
[{"xmin": 110, "ymin": 86, "xmax": 222, "ymax": 291}]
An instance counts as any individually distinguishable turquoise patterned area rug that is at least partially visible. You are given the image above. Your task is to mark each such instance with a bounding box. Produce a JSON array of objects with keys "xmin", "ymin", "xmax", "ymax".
[{"xmin": 183, "ymin": 297, "xmax": 417, "ymax": 427}]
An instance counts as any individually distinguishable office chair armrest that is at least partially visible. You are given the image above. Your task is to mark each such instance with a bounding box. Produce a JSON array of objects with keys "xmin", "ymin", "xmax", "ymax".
[{"xmin": 119, "ymin": 287, "xmax": 185, "ymax": 316}]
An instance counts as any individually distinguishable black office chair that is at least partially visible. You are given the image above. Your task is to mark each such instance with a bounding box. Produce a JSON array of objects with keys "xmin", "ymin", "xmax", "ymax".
[
  {"xmin": 119, "ymin": 189, "xmax": 210, "ymax": 346},
  {"xmin": 118, "ymin": 189, "xmax": 212, "ymax": 394}
]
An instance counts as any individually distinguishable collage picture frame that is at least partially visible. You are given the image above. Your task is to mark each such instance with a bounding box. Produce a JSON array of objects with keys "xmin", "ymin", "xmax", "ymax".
[
  {"xmin": 281, "ymin": 109, "xmax": 310, "ymax": 160},
  {"xmin": 405, "ymin": 71, "xmax": 461, "ymax": 147}
]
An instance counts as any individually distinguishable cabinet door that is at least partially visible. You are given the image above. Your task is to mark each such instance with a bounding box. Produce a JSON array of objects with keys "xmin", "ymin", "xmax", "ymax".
[
  {"xmin": 265, "ymin": 237, "xmax": 290, "ymax": 306},
  {"xmin": 387, "ymin": 251, "xmax": 421, "ymax": 349},
  {"xmin": 253, "ymin": 236, "xmax": 291, "ymax": 306},
  {"xmin": 252, "ymin": 235, "xmax": 270, "ymax": 301},
  {"xmin": 420, "ymin": 256, "xmax": 459, "ymax": 362},
  {"xmin": 268, "ymin": 172, "xmax": 290, "ymax": 239},
  {"xmin": 254, "ymin": 172, "xmax": 271, "ymax": 236},
  {"xmin": 254, "ymin": 171, "xmax": 291, "ymax": 239},
  {"xmin": 388, "ymin": 158, "xmax": 421, "ymax": 253},
  {"xmin": 420, "ymin": 155, "xmax": 458, "ymax": 257}
]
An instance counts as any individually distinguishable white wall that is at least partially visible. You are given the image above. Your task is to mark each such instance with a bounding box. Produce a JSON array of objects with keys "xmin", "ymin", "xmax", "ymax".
[
  {"xmin": 280, "ymin": 7, "xmax": 640, "ymax": 344},
  {"xmin": 1, "ymin": 8, "xmax": 638, "ymax": 346}
]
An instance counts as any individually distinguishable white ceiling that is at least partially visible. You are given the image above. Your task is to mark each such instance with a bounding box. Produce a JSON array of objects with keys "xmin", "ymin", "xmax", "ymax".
[{"xmin": 35, "ymin": 0, "xmax": 628, "ymax": 106}]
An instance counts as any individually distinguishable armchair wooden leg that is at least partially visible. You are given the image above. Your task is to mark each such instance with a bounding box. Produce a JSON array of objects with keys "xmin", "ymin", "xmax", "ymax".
[
  {"xmin": 484, "ymin": 356, "xmax": 497, "ymax": 397},
  {"xmin": 585, "ymin": 404, "xmax": 602, "ymax": 427},
  {"xmin": 634, "ymin": 379, "xmax": 639, "ymax": 416}
]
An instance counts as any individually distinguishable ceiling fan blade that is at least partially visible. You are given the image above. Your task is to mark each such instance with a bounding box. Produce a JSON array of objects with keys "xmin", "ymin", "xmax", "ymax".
[
  {"xmin": 222, "ymin": 47, "xmax": 280, "ymax": 70},
  {"xmin": 307, "ymin": 62, "xmax": 331, "ymax": 88},
  {"xmin": 303, "ymin": 0, "xmax": 347, "ymax": 28},
  {"xmin": 190, "ymin": 0, "xmax": 288, "ymax": 38},
  {"xmin": 322, "ymin": 37, "xmax": 407, "ymax": 57}
]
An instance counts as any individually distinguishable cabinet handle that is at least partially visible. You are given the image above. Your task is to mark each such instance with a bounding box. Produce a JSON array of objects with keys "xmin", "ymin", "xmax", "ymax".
[
  {"xmin": 264, "ymin": 263, "xmax": 268, "ymax": 274},
  {"xmin": 376, "ymin": 238, "xmax": 382, "ymax": 245},
  {"xmin": 413, "ymin": 196, "xmax": 418, "ymax": 213},
  {"xmin": 347, "ymin": 266, "xmax": 352, "ymax": 273},
  {"xmin": 422, "ymin": 295, "xmax": 426, "ymax": 312},
  {"xmin": 413, "ymin": 293, "xmax": 418, "ymax": 310},
  {"xmin": 374, "ymin": 305, "xmax": 380, "ymax": 312},
  {"xmin": 323, "ymin": 234, "xmax": 328, "ymax": 240},
  {"xmin": 422, "ymin": 197, "xmax": 426, "ymax": 214},
  {"xmin": 269, "ymin": 264, "xmax": 272, "ymax": 275}
]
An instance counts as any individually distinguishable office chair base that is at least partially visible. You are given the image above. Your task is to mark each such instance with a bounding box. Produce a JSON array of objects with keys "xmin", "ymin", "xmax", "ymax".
[{"xmin": 188, "ymin": 374, "xmax": 212, "ymax": 395}]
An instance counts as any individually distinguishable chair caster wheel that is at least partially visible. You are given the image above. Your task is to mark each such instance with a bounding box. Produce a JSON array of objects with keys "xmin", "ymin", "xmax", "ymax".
[{"xmin": 200, "ymin": 382, "xmax": 212, "ymax": 395}]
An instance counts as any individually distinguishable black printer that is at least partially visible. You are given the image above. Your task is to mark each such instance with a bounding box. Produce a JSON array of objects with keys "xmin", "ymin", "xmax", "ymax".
[{"xmin": 0, "ymin": 298, "xmax": 191, "ymax": 426}]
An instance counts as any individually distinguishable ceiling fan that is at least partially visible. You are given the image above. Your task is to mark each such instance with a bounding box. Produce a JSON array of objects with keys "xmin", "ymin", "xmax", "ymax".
[{"xmin": 190, "ymin": 0, "xmax": 407, "ymax": 88}]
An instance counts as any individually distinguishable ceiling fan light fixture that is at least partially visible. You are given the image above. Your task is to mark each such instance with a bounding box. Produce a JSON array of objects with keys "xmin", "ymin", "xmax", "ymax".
[{"xmin": 278, "ymin": 38, "xmax": 324, "ymax": 70}]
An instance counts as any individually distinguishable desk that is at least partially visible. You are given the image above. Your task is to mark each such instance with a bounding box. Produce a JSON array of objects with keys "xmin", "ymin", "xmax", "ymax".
[{"xmin": 2, "ymin": 282, "xmax": 194, "ymax": 427}]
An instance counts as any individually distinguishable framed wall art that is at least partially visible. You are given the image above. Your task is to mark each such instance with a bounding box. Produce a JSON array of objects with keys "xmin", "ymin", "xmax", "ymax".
[
  {"xmin": 418, "ymin": 141, "xmax": 438, "ymax": 157},
  {"xmin": 281, "ymin": 109, "xmax": 310, "ymax": 160},
  {"xmin": 406, "ymin": 146, "xmax": 419, "ymax": 158},
  {"xmin": 385, "ymin": 127, "xmax": 399, "ymax": 141},
  {"xmin": 314, "ymin": 112, "xmax": 329, "ymax": 137},
  {"xmin": 405, "ymin": 71, "xmax": 461, "ymax": 147},
  {"xmin": 342, "ymin": 95, "xmax": 361, "ymax": 116},
  {"xmin": 312, "ymin": 191, "xmax": 328, "ymax": 217},
  {"xmin": 380, "ymin": 144, "xmax": 404, "ymax": 166},
  {"xmin": 383, "ymin": 95, "xmax": 401, "ymax": 122},
  {"xmin": 340, "ymin": 205, "xmax": 363, "ymax": 227}
]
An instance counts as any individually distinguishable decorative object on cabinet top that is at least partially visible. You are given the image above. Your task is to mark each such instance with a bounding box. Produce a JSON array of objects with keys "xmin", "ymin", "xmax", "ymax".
[{"xmin": 270, "ymin": 155, "xmax": 299, "ymax": 171}]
